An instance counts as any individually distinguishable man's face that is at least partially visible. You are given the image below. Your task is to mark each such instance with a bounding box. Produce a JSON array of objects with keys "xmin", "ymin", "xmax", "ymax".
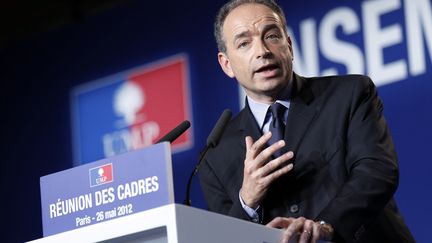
[{"xmin": 218, "ymin": 4, "xmax": 293, "ymax": 103}]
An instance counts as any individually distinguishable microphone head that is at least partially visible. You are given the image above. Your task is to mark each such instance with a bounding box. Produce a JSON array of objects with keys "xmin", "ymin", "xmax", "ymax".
[
  {"xmin": 206, "ymin": 109, "xmax": 232, "ymax": 148},
  {"xmin": 156, "ymin": 120, "xmax": 191, "ymax": 143}
]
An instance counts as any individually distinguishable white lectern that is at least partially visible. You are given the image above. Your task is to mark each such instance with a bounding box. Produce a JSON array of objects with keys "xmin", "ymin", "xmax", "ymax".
[{"xmin": 28, "ymin": 204, "xmax": 282, "ymax": 243}]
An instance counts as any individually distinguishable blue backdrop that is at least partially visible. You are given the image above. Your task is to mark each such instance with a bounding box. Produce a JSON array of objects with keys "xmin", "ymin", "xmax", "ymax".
[{"xmin": 0, "ymin": 0, "xmax": 430, "ymax": 242}]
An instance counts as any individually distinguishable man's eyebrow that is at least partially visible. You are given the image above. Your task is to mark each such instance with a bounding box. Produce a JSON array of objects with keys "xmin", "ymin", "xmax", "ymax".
[
  {"xmin": 261, "ymin": 23, "xmax": 281, "ymax": 34},
  {"xmin": 231, "ymin": 23, "xmax": 282, "ymax": 45},
  {"xmin": 233, "ymin": 31, "xmax": 251, "ymax": 43}
]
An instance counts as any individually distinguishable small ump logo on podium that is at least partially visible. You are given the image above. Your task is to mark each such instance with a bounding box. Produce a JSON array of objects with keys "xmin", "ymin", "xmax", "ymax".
[{"xmin": 89, "ymin": 163, "xmax": 113, "ymax": 187}]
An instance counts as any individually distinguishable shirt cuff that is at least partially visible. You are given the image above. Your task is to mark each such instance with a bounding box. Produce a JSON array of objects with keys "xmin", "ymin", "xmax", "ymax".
[{"xmin": 238, "ymin": 190, "xmax": 260, "ymax": 223}]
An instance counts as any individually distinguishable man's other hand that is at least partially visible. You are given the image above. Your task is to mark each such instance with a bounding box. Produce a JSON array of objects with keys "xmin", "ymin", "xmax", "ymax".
[{"xmin": 267, "ymin": 217, "xmax": 334, "ymax": 243}]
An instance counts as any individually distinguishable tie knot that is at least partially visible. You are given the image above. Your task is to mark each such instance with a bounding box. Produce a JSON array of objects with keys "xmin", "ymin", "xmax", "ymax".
[{"xmin": 270, "ymin": 102, "xmax": 286, "ymax": 120}]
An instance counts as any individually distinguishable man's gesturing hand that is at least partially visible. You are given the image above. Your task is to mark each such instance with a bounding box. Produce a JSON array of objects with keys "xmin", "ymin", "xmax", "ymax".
[{"xmin": 240, "ymin": 132, "xmax": 294, "ymax": 208}]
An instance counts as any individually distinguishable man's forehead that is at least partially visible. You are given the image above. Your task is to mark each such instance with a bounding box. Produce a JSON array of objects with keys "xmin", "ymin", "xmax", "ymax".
[{"xmin": 223, "ymin": 4, "xmax": 283, "ymax": 35}]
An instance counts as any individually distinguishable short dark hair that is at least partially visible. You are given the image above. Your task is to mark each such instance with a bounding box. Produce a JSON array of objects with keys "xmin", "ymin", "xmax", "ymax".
[{"xmin": 214, "ymin": 0, "xmax": 288, "ymax": 53}]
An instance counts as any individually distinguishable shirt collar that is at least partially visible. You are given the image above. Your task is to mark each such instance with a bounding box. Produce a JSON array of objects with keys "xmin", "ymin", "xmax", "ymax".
[
  {"xmin": 246, "ymin": 80, "xmax": 293, "ymax": 129},
  {"xmin": 247, "ymin": 97, "xmax": 291, "ymax": 129}
]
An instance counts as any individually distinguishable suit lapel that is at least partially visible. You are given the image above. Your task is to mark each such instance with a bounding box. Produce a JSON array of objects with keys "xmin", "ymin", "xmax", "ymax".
[
  {"xmin": 283, "ymin": 74, "xmax": 318, "ymax": 155},
  {"xmin": 236, "ymin": 99, "xmax": 263, "ymax": 148}
]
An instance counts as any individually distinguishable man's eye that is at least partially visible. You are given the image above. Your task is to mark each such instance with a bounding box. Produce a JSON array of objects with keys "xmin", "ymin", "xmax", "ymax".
[
  {"xmin": 238, "ymin": 41, "xmax": 249, "ymax": 49},
  {"xmin": 266, "ymin": 34, "xmax": 280, "ymax": 40}
]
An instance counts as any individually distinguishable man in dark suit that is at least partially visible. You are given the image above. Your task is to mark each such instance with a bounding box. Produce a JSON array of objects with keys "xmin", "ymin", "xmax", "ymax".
[{"xmin": 199, "ymin": 0, "xmax": 415, "ymax": 242}]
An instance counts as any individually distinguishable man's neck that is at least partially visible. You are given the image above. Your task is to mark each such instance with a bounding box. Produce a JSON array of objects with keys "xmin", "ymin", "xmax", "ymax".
[{"xmin": 246, "ymin": 82, "xmax": 292, "ymax": 104}]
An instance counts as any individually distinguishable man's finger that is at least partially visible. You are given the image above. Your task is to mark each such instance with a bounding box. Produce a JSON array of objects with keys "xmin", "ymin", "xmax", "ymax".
[
  {"xmin": 260, "ymin": 151, "xmax": 294, "ymax": 177},
  {"xmin": 246, "ymin": 132, "xmax": 272, "ymax": 157},
  {"xmin": 266, "ymin": 217, "xmax": 294, "ymax": 228},
  {"xmin": 299, "ymin": 219, "xmax": 314, "ymax": 243},
  {"xmin": 254, "ymin": 139, "xmax": 285, "ymax": 165},
  {"xmin": 261, "ymin": 163, "xmax": 293, "ymax": 187},
  {"xmin": 262, "ymin": 163, "xmax": 294, "ymax": 186},
  {"xmin": 281, "ymin": 217, "xmax": 306, "ymax": 243},
  {"xmin": 245, "ymin": 136, "xmax": 253, "ymax": 156},
  {"xmin": 311, "ymin": 221, "xmax": 321, "ymax": 243}
]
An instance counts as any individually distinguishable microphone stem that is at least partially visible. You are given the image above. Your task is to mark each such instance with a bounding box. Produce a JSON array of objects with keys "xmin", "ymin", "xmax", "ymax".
[{"xmin": 184, "ymin": 146, "xmax": 210, "ymax": 206}]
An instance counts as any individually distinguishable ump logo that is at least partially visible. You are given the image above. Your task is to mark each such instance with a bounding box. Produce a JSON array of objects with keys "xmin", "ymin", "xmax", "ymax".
[
  {"xmin": 72, "ymin": 54, "xmax": 193, "ymax": 165},
  {"xmin": 89, "ymin": 163, "xmax": 113, "ymax": 187}
]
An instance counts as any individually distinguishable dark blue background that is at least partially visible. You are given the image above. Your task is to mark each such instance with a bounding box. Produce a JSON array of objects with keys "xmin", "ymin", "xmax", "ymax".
[{"xmin": 0, "ymin": 1, "xmax": 430, "ymax": 242}]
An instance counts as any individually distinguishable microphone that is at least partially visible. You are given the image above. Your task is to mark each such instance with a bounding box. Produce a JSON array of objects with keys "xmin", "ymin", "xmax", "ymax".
[
  {"xmin": 206, "ymin": 109, "xmax": 232, "ymax": 147},
  {"xmin": 156, "ymin": 120, "xmax": 191, "ymax": 143},
  {"xmin": 184, "ymin": 109, "xmax": 232, "ymax": 206}
]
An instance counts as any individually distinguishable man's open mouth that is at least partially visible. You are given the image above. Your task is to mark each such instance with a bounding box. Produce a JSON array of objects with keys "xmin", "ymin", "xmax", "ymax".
[{"xmin": 255, "ymin": 64, "xmax": 279, "ymax": 73}]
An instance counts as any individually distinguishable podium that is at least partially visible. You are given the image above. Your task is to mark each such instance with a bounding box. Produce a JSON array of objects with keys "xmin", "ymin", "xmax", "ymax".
[
  {"xmin": 31, "ymin": 143, "xmax": 283, "ymax": 242},
  {"xmin": 28, "ymin": 203, "xmax": 282, "ymax": 243}
]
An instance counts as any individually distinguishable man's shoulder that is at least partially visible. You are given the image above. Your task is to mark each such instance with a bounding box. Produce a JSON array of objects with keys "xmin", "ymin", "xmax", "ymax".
[
  {"xmin": 299, "ymin": 74, "xmax": 375, "ymax": 98},
  {"xmin": 305, "ymin": 74, "xmax": 373, "ymax": 89}
]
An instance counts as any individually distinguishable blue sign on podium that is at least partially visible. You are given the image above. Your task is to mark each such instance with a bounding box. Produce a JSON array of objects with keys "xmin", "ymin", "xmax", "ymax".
[{"xmin": 40, "ymin": 142, "xmax": 174, "ymax": 236}]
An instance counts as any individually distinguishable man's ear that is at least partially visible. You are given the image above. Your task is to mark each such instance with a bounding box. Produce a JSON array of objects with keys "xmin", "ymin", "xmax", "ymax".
[
  {"xmin": 287, "ymin": 35, "xmax": 294, "ymax": 60},
  {"xmin": 218, "ymin": 52, "xmax": 235, "ymax": 78}
]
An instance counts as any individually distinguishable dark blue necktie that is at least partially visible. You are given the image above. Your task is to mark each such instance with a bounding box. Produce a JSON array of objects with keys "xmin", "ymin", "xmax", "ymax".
[{"xmin": 267, "ymin": 102, "xmax": 286, "ymax": 157}]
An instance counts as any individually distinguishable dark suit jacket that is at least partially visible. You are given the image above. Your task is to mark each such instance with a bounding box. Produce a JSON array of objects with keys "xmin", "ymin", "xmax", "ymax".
[{"xmin": 199, "ymin": 74, "xmax": 414, "ymax": 243}]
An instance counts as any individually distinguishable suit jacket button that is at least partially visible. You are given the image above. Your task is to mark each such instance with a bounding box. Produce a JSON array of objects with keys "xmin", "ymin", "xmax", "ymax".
[{"xmin": 289, "ymin": 204, "xmax": 299, "ymax": 213}]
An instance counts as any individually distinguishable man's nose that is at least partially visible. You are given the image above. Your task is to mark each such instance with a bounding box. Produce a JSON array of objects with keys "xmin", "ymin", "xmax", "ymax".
[{"xmin": 255, "ymin": 40, "xmax": 271, "ymax": 59}]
